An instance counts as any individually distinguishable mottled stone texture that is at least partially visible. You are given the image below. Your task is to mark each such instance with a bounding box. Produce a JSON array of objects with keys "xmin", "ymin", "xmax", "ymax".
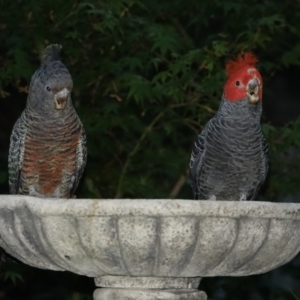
[
  {"xmin": 95, "ymin": 276, "xmax": 201, "ymax": 289},
  {"xmin": 1, "ymin": 196, "xmax": 300, "ymax": 299},
  {"xmin": 93, "ymin": 288, "xmax": 207, "ymax": 300},
  {"xmin": 93, "ymin": 276, "xmax": 205, "ymax": 300},
  {"xmin": 0, "ymin": 196, "xmax": 300, "ymax": 278}
]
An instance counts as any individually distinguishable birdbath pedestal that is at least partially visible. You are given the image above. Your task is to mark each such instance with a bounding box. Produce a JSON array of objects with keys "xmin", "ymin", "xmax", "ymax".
[{"xmin": 0, "ymin": 196, "xmax": 300, "ymax": 300}]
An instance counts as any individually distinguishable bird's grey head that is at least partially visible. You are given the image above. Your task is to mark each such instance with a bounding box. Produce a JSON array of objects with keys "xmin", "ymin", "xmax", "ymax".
[{"xmin": 28, "ymin": 44, "xmax": 73, "ymax": 113}]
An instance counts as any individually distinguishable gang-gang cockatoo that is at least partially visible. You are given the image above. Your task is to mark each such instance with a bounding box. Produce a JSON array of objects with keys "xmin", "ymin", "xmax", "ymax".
[
  {"xmin": 189, "ymin": 53, "xmax": 268, "ymax": 200},
  {"xmin": 8, "ymin": 44, "xmax": 87, "ymax": 198}
]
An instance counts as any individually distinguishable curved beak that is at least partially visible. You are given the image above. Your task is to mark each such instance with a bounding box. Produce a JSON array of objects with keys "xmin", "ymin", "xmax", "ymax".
[
  {"xmin": 54, "ymin": 88, "xmax": 69, "ymax": 110},
  {"xmin": 246, "ymin": 78, "xmax": 260, "ymax": 104}
]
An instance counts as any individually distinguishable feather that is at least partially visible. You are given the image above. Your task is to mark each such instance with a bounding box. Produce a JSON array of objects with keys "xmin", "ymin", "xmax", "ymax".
[
  {"xmin": 226, "ymin": 53, "xmax": 258, "ymax": 77},
  {"xmin": 41, "ymin": 44, "xmax": 62, "ymax": 67}
]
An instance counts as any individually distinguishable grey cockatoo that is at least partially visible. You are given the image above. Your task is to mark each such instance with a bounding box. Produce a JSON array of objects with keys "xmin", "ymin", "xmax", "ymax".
[
  {"xmin": 8, "ymin": 44, "xmax": 87, "ymax": 198},
  {"xmin": 189, "ymin": 53, "xmax": 268, "ymax": 200}
]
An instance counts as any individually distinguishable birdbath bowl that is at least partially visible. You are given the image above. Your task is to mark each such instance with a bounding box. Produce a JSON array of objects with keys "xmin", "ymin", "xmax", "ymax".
[{"xmin": 0, "ymin": 196, "xmax": 300, "ymax": 299}]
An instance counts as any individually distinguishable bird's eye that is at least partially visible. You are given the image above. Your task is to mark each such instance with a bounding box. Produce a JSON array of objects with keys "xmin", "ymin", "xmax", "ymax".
[
  {"xmin": 46, "ymin": 86, "xmax": 51, "ymax": 92},
  {"xmin": 235, "ymin": 81, "xmax": 240, "ymax": 86}
]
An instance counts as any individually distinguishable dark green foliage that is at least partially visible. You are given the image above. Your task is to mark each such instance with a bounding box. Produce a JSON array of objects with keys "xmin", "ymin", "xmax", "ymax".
[
  {"xmin": 1, "ymin": 0, "xmax": 300, "ymax": 299},
  {"xmin": 1, "ymin": 0, "xmax": 300, "ymax": 200}
]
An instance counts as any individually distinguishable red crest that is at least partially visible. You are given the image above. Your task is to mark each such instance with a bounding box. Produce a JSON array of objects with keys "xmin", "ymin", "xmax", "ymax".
[{"xmin": 226, "ymin": 53, "xmax": 258, "ymax": 77}]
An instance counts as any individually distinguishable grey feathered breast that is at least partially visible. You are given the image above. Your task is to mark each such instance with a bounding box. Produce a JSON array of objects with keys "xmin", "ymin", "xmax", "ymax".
[{"xmin": 189, "ymin": 98, "xmax": 268, "ymax": 201}]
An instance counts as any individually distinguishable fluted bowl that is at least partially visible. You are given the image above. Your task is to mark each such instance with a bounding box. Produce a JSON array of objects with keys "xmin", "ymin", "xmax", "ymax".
[{"xmin": 0, "ymin": 196, "xmax": 300, "ymax": 278}]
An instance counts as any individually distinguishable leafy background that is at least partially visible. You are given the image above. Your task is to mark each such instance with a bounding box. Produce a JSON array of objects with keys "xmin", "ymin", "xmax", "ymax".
[{"xmin": 1, "ymin": 0, "xmax": 300, "ymax": 299}]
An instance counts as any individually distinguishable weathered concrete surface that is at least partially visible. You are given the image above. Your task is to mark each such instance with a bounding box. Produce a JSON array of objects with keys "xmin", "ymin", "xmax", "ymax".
[
  {"xmin": 93, "ymin": 288, "xmax": 207, "ymax": 300},
  {"xmin": 94, "ymin": 276, "xmax": 205, "ymax": 300},
  {"xmin": 0, "ymin": 196, "xmax": 299, "ymax": 278},
  {"xmin": 95, "ymin": 276, "xmax": 201, "ymax": 289}
]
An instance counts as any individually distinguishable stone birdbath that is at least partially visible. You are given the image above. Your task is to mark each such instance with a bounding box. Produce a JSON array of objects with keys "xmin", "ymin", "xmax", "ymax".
[{"xmin": 0, "ymin": 196, "xmax": 300, "ymax": 299}]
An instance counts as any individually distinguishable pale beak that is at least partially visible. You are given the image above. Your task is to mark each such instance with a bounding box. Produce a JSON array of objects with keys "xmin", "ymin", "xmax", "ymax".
[
  {"xmin": 54, "ymin": 88, "xmax": 69, "ymax": 110},
  {"xmin": 246, "ymin": 78, "xmax": 260, "ymax": 104}
]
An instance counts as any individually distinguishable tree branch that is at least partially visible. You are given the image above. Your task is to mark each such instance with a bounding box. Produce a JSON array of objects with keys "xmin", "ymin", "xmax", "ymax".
[
  {"xmin": 169, "ymin": 168, "xmax": 189, "ymax": 198},
  {"xmin": 115, "ymin": 110, "xmax": 166, "ymax": 198}
]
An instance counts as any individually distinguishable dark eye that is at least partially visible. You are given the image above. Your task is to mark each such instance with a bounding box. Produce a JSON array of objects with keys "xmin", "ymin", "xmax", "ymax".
[
  {"xmin": 46, "ymin": 86, "xmax": 51, "ymax": 92},
  {"xmin": 235, "ymin": 81, "xmax": 240, "ymax": 86}
]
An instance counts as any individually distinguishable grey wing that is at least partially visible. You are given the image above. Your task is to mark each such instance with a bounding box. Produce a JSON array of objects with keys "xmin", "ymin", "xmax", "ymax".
[
  {"xmin": 70, "ymin": 126, "xmax": 87, "ymax": 196},
  {"xmin": 262, "ymin": 136, "xmax": 269, "ymax": 175},
  {"xmin": 8, "ymin": 117, "xmax": 27, "ymax": 194},
  {"xmin": 189, "ymin": 124, "xmax": 209, "ymax": 200},
  {"xmin": 248, "ymin": 135, "xmax": 269, "ymax": 200}
]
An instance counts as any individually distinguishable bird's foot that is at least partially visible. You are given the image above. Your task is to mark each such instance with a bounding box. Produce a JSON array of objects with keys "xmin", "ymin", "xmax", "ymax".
[
  {"xmin": 29, "ymin": 187, "xmax": 46, "ymax": 198},
  {"xmin": 239, "ymin": 194, "xmax": 247, "ymax": 201}
]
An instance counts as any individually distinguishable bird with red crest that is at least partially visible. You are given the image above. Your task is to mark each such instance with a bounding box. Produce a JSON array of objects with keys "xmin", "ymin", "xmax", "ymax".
[{"xmin": 189, "ymin": 53, "xmax": 268, "ymax": 200}]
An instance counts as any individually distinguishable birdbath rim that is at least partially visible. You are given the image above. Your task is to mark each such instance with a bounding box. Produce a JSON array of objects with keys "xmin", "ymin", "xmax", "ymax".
[
  {"xmin": 1, "ymin": 195, "xmax": 300, "ymax": 300},
  {"xmin": 0, "ymin": 195, "xmax": 299, "ymax": 220}
]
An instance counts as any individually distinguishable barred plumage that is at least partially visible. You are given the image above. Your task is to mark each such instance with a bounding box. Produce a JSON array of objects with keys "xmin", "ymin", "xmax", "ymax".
[
  {"xmin": 8, "ymin": 44, "xmax": 87, "ymax": 198},
  {"xmin": 190, "ymin": 98, "xmax": 268, "ymax": 200},
  {"xmin": 189, "ymin": 53, "xmax": 268, "ymax": 201}
]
